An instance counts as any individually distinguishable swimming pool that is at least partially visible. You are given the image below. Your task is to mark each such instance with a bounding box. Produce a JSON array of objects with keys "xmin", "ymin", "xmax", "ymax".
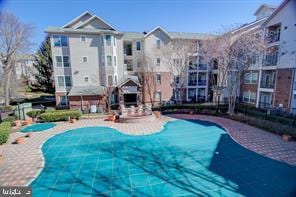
[
  {"xmin": 21, "ymin": 123, "xmax": 56, "ymax": 133},
  {"xmin": 30, "ymin": 120, "xmax": 296, "ymax": 196}
]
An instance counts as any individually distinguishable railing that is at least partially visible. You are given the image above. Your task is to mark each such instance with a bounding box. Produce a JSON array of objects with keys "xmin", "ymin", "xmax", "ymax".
[
  {"xmin": 198, "ymin": 63, "xmax": 207, "ymax": 70},
  {"xmin": 198, "ymin": 80, "xmax": 207, "ymax": 86},
  {"xmin": 260, "ymin": 82, "xmax": 274, "ymax": 89},
  {"xmin": 266, "ymin": 33, "xmax": 280, "ymax": 43},
  {"xmin": 259, "ymin": 102, "xmax": 273, "ymax": 109},
  {"xmin": 197, "ymin": 96, "xmax": 206, "ymax": 102},
  {"xmin": 263, "ymin": 55, "xmax": 278, "ymax": 66}
]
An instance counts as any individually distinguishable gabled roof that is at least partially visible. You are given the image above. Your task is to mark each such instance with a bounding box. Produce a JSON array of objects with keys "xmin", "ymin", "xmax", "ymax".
[
  {"xmin": 62, "ymin": 11, "xmax": 93, "ymax": 29},
  {"xmin": 123, "ymin": 32, "xmax": 144, "ymax": 40},
  {"xmin": 262, "ymin": 0, "xmax": 290, "ymax": 26},
  {"xmin": 254, "ymin": 4, "xmax": 277, "ymax": 16},
  {"xmin": 117, "ymin": 75, "xmax": 141, "ymax": 87},
  {"xmin": 74, "ymin": 15, "xmax": 116, "ymax": 31},
  {"xmin": 144, "ymin": 26, "xmax": 172, "ymax": 39}
]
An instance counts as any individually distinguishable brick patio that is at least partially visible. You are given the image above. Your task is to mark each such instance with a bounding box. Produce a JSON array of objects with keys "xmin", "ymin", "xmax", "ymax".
[{"xmin": 0, "ymin": 114, "xmax": 295, "ymax": 187}]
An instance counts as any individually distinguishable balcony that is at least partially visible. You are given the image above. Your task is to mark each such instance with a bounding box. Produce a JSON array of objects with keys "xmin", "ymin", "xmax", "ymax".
[
  {"xmin": 263, "ymin": 46, "xmax": 278, "ymax": 66},
  {"xmin": 266, "ymin": 24, "xmax": 281, "ymax": 44},
  {"xmin": 198, "ymin": 63, "xmax": 207, "ymax": 70},
  {"xmin": 124, "ymin": 42, "xmax": 133, "ymax": 56}
]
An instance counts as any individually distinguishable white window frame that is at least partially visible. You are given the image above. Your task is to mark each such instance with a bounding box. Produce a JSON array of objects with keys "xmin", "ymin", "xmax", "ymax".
[
  {"xmin": 156, "ymin": 73, "xmax": 161, "ymax": 84},
  {"xmin": 82, "ymin": 56, "xmax": 88, "ymax": 63},
  {"xmin": 156, "ymin": 39, "xmax": 161, "ymax": 49},
  {"xmin": 156, "ymin": 58, "xmax": 161, "ymax": 66},
  {"xmin": 55, "ymin": 56, "xmax": 63, "ymax": 67},
  {"xmin": 243, "ymin": 90, "xmax": 256, "ymax": 104},
  {"xmin": 136, "ymin": 41, "xmax": 141, "ymax": 51},
  {"xmin": 64, "ymin": 75, "xmax": 72, "ymax": 87},
  {"xmin": 106, "ymin": 55, "xmax": 112, "ymax": 66},
  {"xmin": 57, "ymin": 75, "xmax": 65, "ymax": 87},
  {"xmin": 105, "ymin": 35, "xmax": 112, "ymax": 46},
  {"xmin": 53, "ymin": 34, "xmax": 68, "ymax": 47},
  {"xmin": 107, "ymin": 75, "xmax": 113, "ymax": 86},
  {"xmin": 80, "ymin": 35, "xmax": 87, "ymax": 42}
]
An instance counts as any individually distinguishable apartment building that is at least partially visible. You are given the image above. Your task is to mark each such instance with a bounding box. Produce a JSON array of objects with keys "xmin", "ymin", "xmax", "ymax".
[
  {"xmin": 46, "ymin": 13, "xmax": 212, "ymax": 110},
  {"xmin": 239, "ymin": 0, "xmax": 296, "ymax": 113}
]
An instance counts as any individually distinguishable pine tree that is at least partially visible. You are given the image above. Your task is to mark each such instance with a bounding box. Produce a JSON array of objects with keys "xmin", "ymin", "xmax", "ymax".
[{"xmin": 31, "ymin": 36, "xmax": 54, "ymax": 93}]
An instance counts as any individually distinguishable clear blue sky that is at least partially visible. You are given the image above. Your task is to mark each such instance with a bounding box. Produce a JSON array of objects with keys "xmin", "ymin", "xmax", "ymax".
[{"xmin": 0, "ymin": 0, "xmax": 281, "ymax": 53}]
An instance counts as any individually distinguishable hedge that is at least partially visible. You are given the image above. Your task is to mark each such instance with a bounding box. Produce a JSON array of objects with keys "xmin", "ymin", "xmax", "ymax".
[
  {"xmin": 26, "ymin": 110, "xmax": 43, "ymax": 118},
  {"xmin": 155, "ymin": 104, "xmax": 228, "ymax": 114},
  {"xmin": 0, "ymin": 122, "xmax": 11, "ymax": 145},
  {"xmin": 40, "ymin": 110, "xmax": 82, "ymax": 122}
]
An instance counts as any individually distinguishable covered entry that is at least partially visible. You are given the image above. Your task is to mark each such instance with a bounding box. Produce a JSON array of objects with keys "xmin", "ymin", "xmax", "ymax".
[{"xmin": 117, "ymin": 76, "xmax": 142, "ymax": 108}]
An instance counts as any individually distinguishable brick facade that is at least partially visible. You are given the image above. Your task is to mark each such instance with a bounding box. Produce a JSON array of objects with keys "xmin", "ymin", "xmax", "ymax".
[
  {"xmin": 142, "ymin": 72, "xmax": 173, "ymax": 104},
  {"xmin": 274, "ymin": 68, "xmax": 294, "ymax": 110},
  {"xmin": 68, "ymin": 95, "xmax": 106, "ymax": 111}
]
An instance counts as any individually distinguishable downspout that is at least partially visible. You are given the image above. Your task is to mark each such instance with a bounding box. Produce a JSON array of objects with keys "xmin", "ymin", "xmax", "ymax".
[{"xmin": 80, "ymin": 95, "xmax": 83, "ymax": 111}]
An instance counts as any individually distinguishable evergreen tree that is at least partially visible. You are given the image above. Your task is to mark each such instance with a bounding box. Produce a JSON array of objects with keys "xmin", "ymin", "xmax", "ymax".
[{"xmin": 31, "ymin": 36, "xmax": 54, "ymax": 93}]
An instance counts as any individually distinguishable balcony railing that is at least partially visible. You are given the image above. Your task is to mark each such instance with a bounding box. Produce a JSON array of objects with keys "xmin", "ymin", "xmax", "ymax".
[
  {"xmin": 263, "ymin": 54, "xmax": 278, "ymax": 66},
  {"xmin": 260, "ymin": 81, "xmax": 274, "ymax": 89},
  {"xmin": 198, "ymin": 80, "xmax": 206, "ymax": 86},
  {"xmin": 259, "ymin": 102, "xmax": 273, "ymax": 109},
  {"xmin": 197, "ymin": 96, "xmax": 206, "ymax": 102},
  {"xmin": 198, "ymin": 63, "xmax": 207, "ymax": 70},
  {"xmin": 266, "ymin": 32, "xmax": 280, "ymax": 43},
  {"xmin": 188, "ymin": 80, "xmax": 197, "ymax": 86}
]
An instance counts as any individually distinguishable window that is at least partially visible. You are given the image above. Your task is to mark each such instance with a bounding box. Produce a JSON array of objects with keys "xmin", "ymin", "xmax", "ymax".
[
  {"xmin": 59, "ymin": 96, "xmax": 68, "ymax": 106},
  {"xmin": 243, "ymin": 91, "xmax": 256, "ymax": 103},
  {"xmin": 136, "ymin": 41, "xmax": 141, "ymax": 51},
  {"xmin": 56, "ymin": 56, "xmax": 70, "ymax": 67},
  {"xmin": 53, "ymin": 35, "xmax": 68, "ymax": 47},
  {"xmin": 55, "ymin": 56, "xmax": 63, "ymax": 67},
  {"xmin": 84, "ymin": 76, "xmax": 89, "ymax": 83},
  {"xmin": 57, "ymin": 76, "xmax": 64, "ymax": 87},
  {"xmin": 105, "ymin": 35, "xmax": 112, "ymax": 46},
  {"xmin": 82, "ymin": 56, "xmax": 88, "ymax": 63},
  {"xmin": 65, "ymin": 76, "xmax": 72, "ymax": 87},
  {"xmin": 107, "ymin": 55, "xmax": 112, "ymax": 66},
  {"xmin": 156, "ymin": 39, "xmax": 161, "ymax": 49},
  {"xmin": 156, "ymin": 58, "xmax": 161, "ymax": 66},
  {"xmin": 156, "ymin": 74, "xmax": 161, "ymax": 84},
  {"xmin": 108, "ymin": 75, "xmax": 113, "ymax": 86},
  {"xmin": 244, "ymin": 72, "xmax": 258, "ymax": 84},
  {"xmin": 63, "ymin": 56, "xmax": 70, "ymax": 67},
  {"xmin": 80, "ymin": 35, "xmax": 86, "ymax": 42},
  {"xmin": 114, "ymin": 56, "xmax": 117, "ymax": 66},
  {"xmin": 155, "ymin": 91, "xmax": 162, "ymax": 101}
]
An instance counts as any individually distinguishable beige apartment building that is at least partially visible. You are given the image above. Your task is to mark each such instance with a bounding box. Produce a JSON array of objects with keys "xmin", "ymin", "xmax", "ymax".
[{"xmin": 46, "ymin": 0, "xmax": 296, "ymax": 113}]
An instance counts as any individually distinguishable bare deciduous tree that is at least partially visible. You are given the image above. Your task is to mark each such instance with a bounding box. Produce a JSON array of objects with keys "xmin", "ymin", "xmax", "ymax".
[
  {"xmin": 137, "ymin": 51, "xmax": 157, "ymax": 107},
  {"xmin": 0, "ymin": 11, "xmax": 32, "ymax": 106},
  {"xmin": 201, "ymin": 27, "xmax": 265, "ymax": 115},
  {"xmin": 161, "ymin": 39, "xmax": 197, "ymax": 103}
]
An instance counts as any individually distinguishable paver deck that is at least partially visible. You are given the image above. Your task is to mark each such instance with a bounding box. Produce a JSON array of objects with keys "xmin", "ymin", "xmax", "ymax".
[{"xmin": 0, "ymin": 114, "xmax": 295, "ymax": 188}]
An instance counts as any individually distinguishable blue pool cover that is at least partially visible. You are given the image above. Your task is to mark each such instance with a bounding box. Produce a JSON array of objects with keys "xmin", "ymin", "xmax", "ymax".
[
  {"xmin": 30, "ymin": 120, "xmax": 296, "ymax": 196},
  {"xmin": 21, "ymin": 123, "xmax": 56, "ymax": 133}
]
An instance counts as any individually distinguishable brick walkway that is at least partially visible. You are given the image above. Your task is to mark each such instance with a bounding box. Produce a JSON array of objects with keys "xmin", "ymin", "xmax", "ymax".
[
  {"xmin": 169, "ymin": 114, "xmax": 296, "ymax": 166},
  {"xmin": 0, "ymin": 114, "xmax": 295, "ymax": 187}
]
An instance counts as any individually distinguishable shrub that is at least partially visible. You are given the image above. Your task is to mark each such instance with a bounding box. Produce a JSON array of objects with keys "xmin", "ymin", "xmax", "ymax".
[
  {"xmin": 0, "ymin": 122, "xmax": 11, "ymax": 145},
  {"xmin": 26, "ymin": 110, "xmax": 43, "ymax": 118},
  {"xmin": 2, "ymin": 116, "xmax": 17, "ymax": 123},
  {"xmin": 40, "ymin": 110, "xmax": 82, "ymax": 122}
]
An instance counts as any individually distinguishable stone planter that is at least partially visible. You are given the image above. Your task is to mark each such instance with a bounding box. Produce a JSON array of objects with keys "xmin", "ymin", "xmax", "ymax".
[
  {"xmin": 154, "ymin": 111, "xmax": 161, "ymax": 118},
  {"xmin": 15, "ymin": 137, "xmax": 25, "ymax": 144},
  {"xmin": 108, "ymin": 114, "xmax": 115, "ymax": 121},
  {"xmin": 12, "ymin": 120, "xmax": 22, "ymax": 127},
  {"xmin": 282, "ymin": 134, "xmax": 292, "ymax": 142}
]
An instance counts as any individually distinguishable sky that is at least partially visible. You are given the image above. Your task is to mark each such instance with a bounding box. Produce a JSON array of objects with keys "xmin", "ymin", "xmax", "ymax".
[{"xmin": 0, "ymin": 0, "xmax": 282, "ymax": 53}]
